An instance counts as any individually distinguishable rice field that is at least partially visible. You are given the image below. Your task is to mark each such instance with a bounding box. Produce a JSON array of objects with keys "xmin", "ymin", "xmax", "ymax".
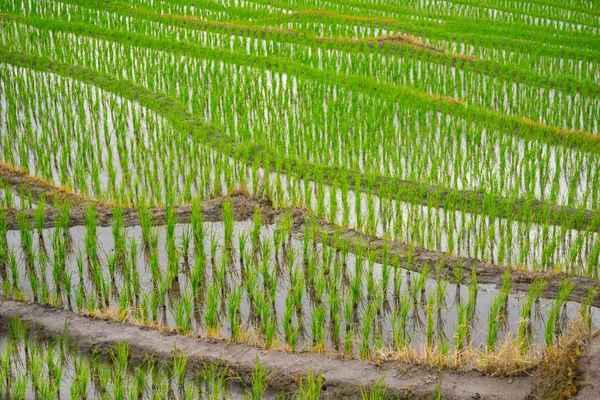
[{"xmin": 0, "ymin": 0, "xmax": 598, "ymax": 398}]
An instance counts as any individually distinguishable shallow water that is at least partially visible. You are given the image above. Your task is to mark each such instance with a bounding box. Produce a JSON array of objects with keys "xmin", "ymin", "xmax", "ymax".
[{"xmin": 4, "ymin": 218, "xmax": 597, "ymax": 360}]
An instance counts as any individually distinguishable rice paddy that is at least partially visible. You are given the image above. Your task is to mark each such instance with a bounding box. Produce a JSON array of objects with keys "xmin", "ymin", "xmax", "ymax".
[{"xmin": 0, "ymin": 0, "xmax": 598, "ymax": 398}]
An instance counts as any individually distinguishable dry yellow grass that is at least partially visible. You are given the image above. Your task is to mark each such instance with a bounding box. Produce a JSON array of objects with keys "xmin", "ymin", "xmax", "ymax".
[{"xmin": 532, "ymin": 318, "xmax": 594, "ymax": 399}]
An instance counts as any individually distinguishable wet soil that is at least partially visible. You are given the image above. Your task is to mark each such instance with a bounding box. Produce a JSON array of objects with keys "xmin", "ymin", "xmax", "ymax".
[
  {"xmin": 574, "ymin": 334, "xmax": 600, "ymax": 399},
  {"xmin": 0, "ymin": 296, "xmax": 535, "ymax": 399}
]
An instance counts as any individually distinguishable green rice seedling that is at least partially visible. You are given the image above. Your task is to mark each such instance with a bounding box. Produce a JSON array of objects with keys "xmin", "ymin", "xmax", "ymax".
[
  {"xmin": 486, "ymin": 294, "xmax": 504, "ymax": 352},
  {"xmin": 499, "ymin": 268, "xmax": 512, "ymax": 319},
  {"xmin": 416, "ymin": 265, "xmax": 429, "ymax": 304},
  {"xmin": 518, "ymin": 278, "xmax": 546, "ymax": 354},
  {"xmin": 34, "ymin": 197, "xmax": 45, "ymax": 235},
  {"xmin": 454, "ymin": 303, "xmax": 468, "ymax": 353},
  {"xmin": 227, "ymin": 284, "xmax": 243, "ymax": 341},
  {"xmin": 174, "ymin": 290, "xmax": 193, "ymax": 335},
  {"xmin": 72, "ymin": 356, "xmax": 90, "ymax": 399},
  {"xmin": 344, "ymin": 296, "xmax": 355, "ymax": 358},
  {"xmin": 138, "ymin": 201, "xmax": 153, "ymax": 249},
  {"xmin": 201, "ymin": 363, "xmax": 228, "ymax": 398},
  {"xmin": 454, "ymin": 263, "xmax": 464, "ymax": 286},
  {"xmin": 51, "ymin": 358, "xmax": 62, "ymax": 397},
  {"xmin": 360, "ymin": 376, "xmax": 388, "ymax": 400},
  {"xmin": 173, "ymin": 350, "xmax": 188, "ymax": 386},
  {"xmin": 580, "ymin": 288, "xmax": 596, "ymax": 330},
  {"xmin": 127, "ymin": 384, "xmax": 140, "ymax": 400},
  {"xmin": 74, "ymin": 284, "xmax": 86, "ymax": 313},
  {"xmin": 2, "ymin": 279, "xmax": 10, "ymax": 297},
  {"xmin": 205, "ymin": 280, "xmax": 221, "ymax": 337},
  {"xmin": 36, "ymin": 378, "xmax": 53, "ymax": 400},
  {"xmin": 402, "ymin": 294, "xmax": 413, "ymax": 349},
  {"xmin": 35, "ymin": 249, "xmax": 49, "ymax": 303},
  {"xmin": 110, "ymin": 207, "xmax": 124, "ymax": 261},
  {"xmin": 63, "ymin": 270, "xmax": 73, "ymax": 311},
  {"xmin": 8, "ymin": 250, "xmax": 21, "ymax": 298},
  {"xmin": 426, "ymin": 292, "xmax": 435, "ymax": 348},
  {"xmin": 29, "ymin": 345, "xmax": 42, "ymax": 391},
  {"xmin": 544, "ymin": 304, "xmax": 559, "ymax": 347},
  {"xmin": 191, "ymin": 199, "xmax": 204, "ymax": 256},
  {"xmin": 314, "ymin": 271, "xmax": 326, "ymax": 306},
  {"xmin": 18, "ymin": 211, "xmax": 39, "ymax": 301},
  {"xmin": 467, "ymin": 269, "xmax": 478, "ymax": 317},
  {"xmin": 311, "ymin": 304, "xmax": 326, "ymax": 352},
  {"xmin": 296, "ymin": 370, "xmax": 324, "ymax": 400},
  {"xmin": 184, "ymin": 382, "xmax": 198, "ymax": 400},
  {"xmin": 50, "ymin": 201, "xmax": 70, "ymax": 253},
  {"xmin": 222, "ymin": 199, "xmax": 234, "ymax": 252},
  {"xmin": 249, "ymin": 357, "xmax": 271, "ymax": 400},
  {"xmin": 366, "ymin": 252, "xmax": 376, "ymax": 300},
  {"xmin": 107, "ymin": 254, "xmax": 118, "ymax": 296},
  {"xmin": 51, "ymin": 226, "xmax": 68, "ymax": 305},
  {"xmin": 328, "ymin": 279, "xmax": 341, "ymax": 349},
  {"xmin": 85, "ymin": 295, "xmax": 99, "ymax": 317},
  {"xmin": 148, "ymin": 245, "xmax": 161, "ymax": 287},
  {"xmin": 166, "ymin": 206, "xmax": 179, "ymax": 276},
  {"xmin": 180, "ymin": 226, "xmax": 192, "ymax": 264},
  {"xmin": 436, "ymin": 279, "xmax": 448, "ymax": 312},
  {"xmin": 98, "ymin": 363, "xmax": 112, "ymax": 394},
  {"xmin": 360, "ymin": 303, "xmax": 376, "ymax": 359},
  {"xmin": 544, "ymin": 279, "xmax": 574, "ymax": 343},
  {"xmin": 10, "ymin": 375, "xmax": 26, "ymax": 400},
  {"xmin": 1, "ymin": 342, "xmax": 13, "ymax": 392},
  {"xmin": 85, "ymin": 204, "xmax": 99, "ymax": 267},
  {"xmin": 393, "ymin": 261, "xmax": 403, "ymax": 303},
  {"xmin": 238, "ymin": 231, "xmax": 249, "ymax": 280},
  {"xmin": 264, "ymin": 310, "xmax": 278, "ymax": 349},
  {"xmin": 134, "ymin": 365, "xmax": 147, "ymax": 397}
]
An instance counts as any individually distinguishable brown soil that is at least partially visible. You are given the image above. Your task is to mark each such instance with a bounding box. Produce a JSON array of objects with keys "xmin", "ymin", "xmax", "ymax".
[
  {"xmin": 3, "ymin": 195, "xmax": 266, "ymax": 229},
  {"xmin": 531, "ymin": 321, "xmax": 594, "ymax": 400},
  {"xmin": 369, "ymin": 33, "xmax": 446, "ymax": 54},
  {"xmin": 574, "ymin": 333, "xmax": 600, "ymax": 399},
  {"xmin": 0, "ymin": 296, "xmax": 535, "ymax": 399},
  {"xmin": 0, "ymin": 161, "xmax": 94, "ymax": 206}
]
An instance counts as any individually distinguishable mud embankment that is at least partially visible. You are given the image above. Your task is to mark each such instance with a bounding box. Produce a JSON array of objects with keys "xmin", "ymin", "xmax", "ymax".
[{"xmin": 574, "ymin": 334, "xmax": 600, "ymax": 399}]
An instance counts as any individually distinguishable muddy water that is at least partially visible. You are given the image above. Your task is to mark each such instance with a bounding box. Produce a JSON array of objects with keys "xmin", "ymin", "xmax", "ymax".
[{"xmin": 4, "ymin": 219, "xmax": 597, "ymax": 360}]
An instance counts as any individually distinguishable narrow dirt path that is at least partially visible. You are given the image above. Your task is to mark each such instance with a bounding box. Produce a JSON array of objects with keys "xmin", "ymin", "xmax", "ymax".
[{"xmin": 0, "ymin": 297, "xmax": 535, "ymax": 399}]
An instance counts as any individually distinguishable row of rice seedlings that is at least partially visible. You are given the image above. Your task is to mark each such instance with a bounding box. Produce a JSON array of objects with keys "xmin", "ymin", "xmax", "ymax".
[
  {"xmin": 8, "ymin": 0, "xmax": 597, "ymax": 134},
  {"xmin": 259, "ymin": 6, "xmax": 600, "ymax": 83},
  {"xmin": 0, "ymin": 315, "xmax": 336, "ymax": 399},
  {"xmin": 0, "ymin": 205, "xmax": 595, "ymax": 373},
  {"xmin": 0, "ymin": 26, "xmax": 596, "ymax": 208},
  {"xmin": 14, "ymin": 0, "xmax": 600, "ymax": 87},
  {"xmin": 2, "ymin": 20, "xmax": 598, "ymax": 208},
  {"xmin": 2, "ymin": 162, "xmax": 599, "ymax": 281},
  {"xmin": 272, "ymin": 0, "xmax": 600, "ymax": 36},
  {"xmin": 0, "ymin": 63, "xmax": 250, "ymax": 205},
  {"xmin": 1, "ymin": 59, "xmax": 599, "ymax": 277},
  {"xmin": 119, "ymin": 0, "xmax": 600, "ymax": 48}
]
